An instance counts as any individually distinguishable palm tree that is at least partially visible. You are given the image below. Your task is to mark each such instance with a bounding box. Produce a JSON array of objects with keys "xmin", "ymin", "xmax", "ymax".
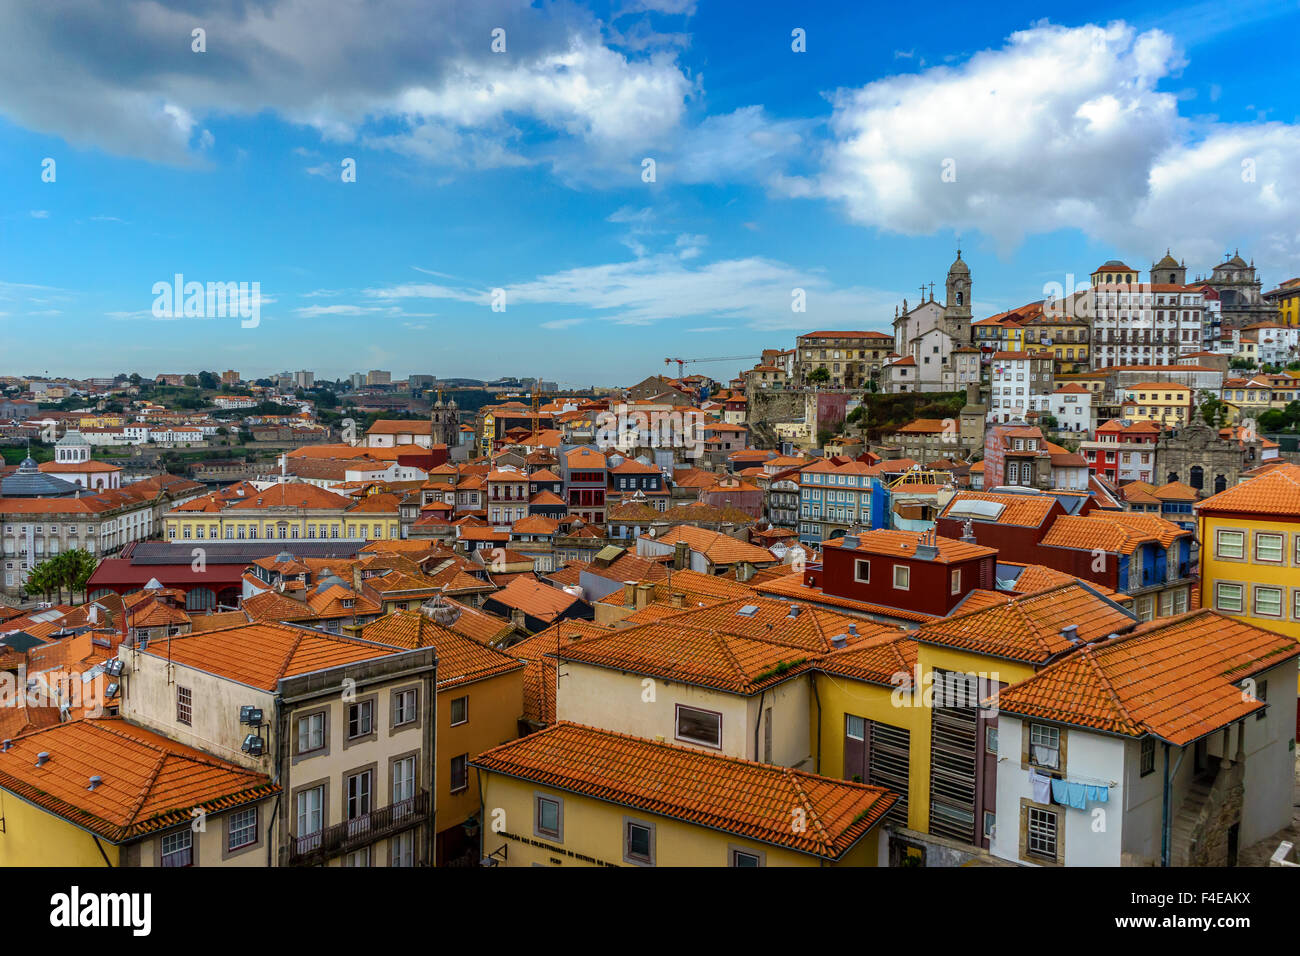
[{"xmin": 63, "ymin": 548, "xmax": 98, "ymax": 603}]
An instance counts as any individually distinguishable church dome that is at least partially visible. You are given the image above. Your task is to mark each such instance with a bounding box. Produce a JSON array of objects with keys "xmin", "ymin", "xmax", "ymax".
[
  {"xmin": 1155, "ymin": 250, "xmax": 1179, "ymax": 268},
  {"xmin": 0, "ymin": 453, "xmax": 79, "ymax": 497},
  {"xmin": 57, "ymin": 430, "xmax": 90, "ymax": 447},
  {"xmin": 948, "ymin": 250, "xmax": 970, "ymax": 275}
]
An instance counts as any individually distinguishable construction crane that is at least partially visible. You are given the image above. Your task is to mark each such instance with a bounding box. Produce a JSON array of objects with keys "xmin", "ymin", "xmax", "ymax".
[{"xmin": 664, "ymin": 355, "xmax": 762, "ymax": 377}]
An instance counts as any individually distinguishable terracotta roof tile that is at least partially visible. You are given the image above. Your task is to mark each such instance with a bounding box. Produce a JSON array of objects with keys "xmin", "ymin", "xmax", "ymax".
[
  {"xmin": 995, "ymin": 611, "xmax": 1300, "ymax": 744},
  {"xmin": 915, "ymin": 582, "xmax": 1136, "ymax": 665},
  {"xmin": 140, "ymin": 621, "xmax": 404, "ymax": 690},
  {"xmin": 472, "ymin": 722, "xmax": 896, "ymax": 859},
  {"xmin": 1195, "ymin": 462, "xmax": 1300, "ymax": 517},
  {"xmin": 0, "ymin": 717, "xmax": 278, "ymax": 843},
  {"xmin": 361, "ymin": 610, "xmax": 522, "ymax": 689}
]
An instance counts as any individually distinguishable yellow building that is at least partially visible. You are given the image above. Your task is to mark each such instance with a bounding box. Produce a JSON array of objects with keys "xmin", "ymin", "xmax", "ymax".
[
  {"xmin": 1196, "ymin": 462, "xmax": 1300, "ymax": 691},
  {"xmin": 0, "ymin": 717, "xmax": 278, "ymax": 867},
  {"xmin": 165, "ymin": 480, "xmax": 401, "ymax": 542},
  {"xmin": 1264, "ymin": 277, "xmax": 1300, "ymax": 327},
  {"xmin": 474, "ymin": 722, "xmax": 896, "ymax": 866},
  {"xmin": 362, "ymin": 609, "xmax": 525, "ymax": 865},
  {"xmin": 79, "ymin": 413, "xmax": 126, "ymax": 428},
  {"xmin": 1121, "ymin": 382, "xmax": 1193, "ymax": 427}
]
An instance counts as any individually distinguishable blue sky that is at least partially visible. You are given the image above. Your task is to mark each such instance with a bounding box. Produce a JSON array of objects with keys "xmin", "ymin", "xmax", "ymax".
[{"xmin": 1, "ymin": 0, "xmax": 1298, "ymax": 385}]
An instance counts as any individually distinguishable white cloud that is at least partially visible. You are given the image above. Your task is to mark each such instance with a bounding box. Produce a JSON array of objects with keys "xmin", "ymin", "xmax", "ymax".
[
  {"xmin": 784, "ymin": 20, "xmax": 1300, "ymax": 275},
  {"xmin": 365, "ymin": 252, "xmax": 898, "ymax": 332},
  {"xmin": 541, "ymin": 318, "xmax": 585, "ymax": 329},
  {"xmin": 29, "ymin": 210, "xmax": 49, "ymax": 219}
]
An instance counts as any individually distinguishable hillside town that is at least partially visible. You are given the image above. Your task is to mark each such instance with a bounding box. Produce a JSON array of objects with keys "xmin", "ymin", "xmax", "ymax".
[{"xmin": 2, "ymin": 250, "xmax": 1300, "ymax": 871}]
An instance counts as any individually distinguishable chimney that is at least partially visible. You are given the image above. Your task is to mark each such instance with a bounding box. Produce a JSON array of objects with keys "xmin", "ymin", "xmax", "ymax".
[
  {"xmin": 735, "ymin": 562, "xmax": 755, "ymax": 583},
  {"xmin": 787, "ymin": 604, "xmax": 801, "ymax": 619},
  {"xmin": 509, "ymin": 607, "xmax": 526, "ymax": 630},
  {"xmin": 635, "ymin": 582, "xmax": 653, "ymax": 610},
  {"xmin": 848, "ymin": 623, "xmax": 858, "ymax": 636},
  {"xmin": 35, "ymin": 752, "xmax": 50, "ymax": 767},
  {"xmin": 87, "ymin": 775, "xmax": 103, "ymax": 791},
  {"xmin": 1, "ymin": 739, "xmax": 10, "ymax": 752},
  {"xmin": 623, "ymin": 581, "xmax": 636, "ymax": 607},
  {"xmin": 672, "ymin": 540, "xmax": 689, "ymax": 570},
  {"xmin": 1060, "ymin": 624, "xmax": 1080, "ymax": 645},
  {"xmin": 831, "ymin": 634, "xmax": 847, "ymax": 649},
  {"xmin": 670, "ymin": 592, "xmax": 685, "ymax": 609}
]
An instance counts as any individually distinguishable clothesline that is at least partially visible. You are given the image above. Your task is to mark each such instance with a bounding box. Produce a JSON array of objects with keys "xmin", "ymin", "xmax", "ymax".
[{"xmin": 1004, "ymin": 758, "xmax": 1118, "ymax": 788}]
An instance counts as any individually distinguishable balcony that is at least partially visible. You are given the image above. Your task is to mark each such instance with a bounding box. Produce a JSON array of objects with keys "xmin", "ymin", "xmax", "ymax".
[{"xmin": 286, "ymin": 790, "xmax": 430, "ymax": 866}]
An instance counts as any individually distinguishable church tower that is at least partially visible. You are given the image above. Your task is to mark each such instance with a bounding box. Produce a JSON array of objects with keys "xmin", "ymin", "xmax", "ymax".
[
  {"xmin": 943, "ymin": 249, "xmax": 972, "ymax": 343},
  {"xmin": 430, "ymin": 391, "xmax": 459, "ymax": 447},
  {"xmin": 1151, "ymin": 250, "xmax": 1186, "ymax": 286}
]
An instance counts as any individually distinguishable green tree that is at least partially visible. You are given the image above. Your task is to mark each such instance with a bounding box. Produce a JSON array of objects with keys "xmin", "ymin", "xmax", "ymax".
[
  {"xmin": 183, "ymin": 374, "xmax": 199, "ymax": 387},
  {"xmin": 198, "ymin": 370, "xmax": 219, "ymax": 390},
  {"xmin": 24, "ymin": 559, "xmax": 58, "ymax": 602},
  {"xmin": 808, "ymin": 367, "xmax": 830, "ymax": 385},
  {"xmin": 59, "ymin": 549, "xmax": 98, "ymax": 602}
]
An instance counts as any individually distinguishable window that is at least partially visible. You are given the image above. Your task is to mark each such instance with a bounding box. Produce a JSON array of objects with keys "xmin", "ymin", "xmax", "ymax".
[
  {"xmin": 176, "ymin": 686, "xmax": 192, "ymax": 726},
  {"xmin": 227, "ymin": 807, "xmax": 258, "ymax": 851},
  {"xmin": 730, "ymin": 847, "xmax": 763, "ymax": 867},
  {"xmin": 1254, "ymin": 533, "xmax": 1284, "ymax": 563},
  {"xmin": 1216, "ymin": 529, "xmax": 1245, "ymax": 559},
  {"xmin": 347, "ymin": 700, "xmax": 373, "ymax": 739},
  {"xmin": 1254, "ymin": 586, "xmax": 1282, "ymax": 618},
  {"xmin": 535, "ymin": 795, "xmax": 562, "ymax": 841},
  {"xmin": 450, "ymin": 754, "xmax": 469, "ymax": 793},
  {"xmin": 951, "ymin": 569, "xmax": 961, "ymax": 595},
  {"xmin": 1140, "ymin": 737, "xmax": 1155, "ymax": 776},
  {"xmin": 343, "ymin": 847, "xmax": 370, "ymax": 867},
  {"xmin": 983, "ymin": 811, "xmax": 996, "ymax": 839},
  {"xmin": 1029, "ymin": 723, "xmax": 1060, "ymax": 770},
  {"xmin": 1255, "ymin": 680, "xmax": 1268, "ymax": 720},
  {"xmin": 624, "ymin": 819, "xmax": 655, "ymax": 866},
  {"xmin": 854, "ymin": 559, "xmax": 870, "ymax": 583},
  {"xmin": 1215, "ymin": 582, "xmax": 1244, "ymax": 613},
  {"xmin": 393, "ymin": 689, "xmax": 418, "ymax": 727},
  {"xmin": 297, "ymin": 712, "xmax": 325, "ymax": 754},
  {"xmin": 392, "ymin": 755, "xmax": 416, "ymax": 807},
  {"xmin": 1026, "ymin": 806, "xmax": 1058, "ymax": 861},
  {"xmin": 346, "ymin": 770, "xmax": 372, "ymax": 820},
  {"xmin": 846, "ymin": 715, "xmax": 865, "ymax": 740},
  {"xmin": 893, "ymin": 564, "xmax": 910, "ymax": 590},
  {"xmin": 675, "ymin": 705, "xmax": 722, "ymax": 748},
  {"xmin": 391, "ymin": 831, "xmax": 415, "ymax": 867},
  {"xmin": 449, "ymin": 695, "xmax": 468, "ymax": 727},
  {"xmin": 160, "ymin": 830, "xmax": 193, "ymax": 867},
  {"xmin": 985, "ymin": 725, "xmax": 998, "ymax": 754}
]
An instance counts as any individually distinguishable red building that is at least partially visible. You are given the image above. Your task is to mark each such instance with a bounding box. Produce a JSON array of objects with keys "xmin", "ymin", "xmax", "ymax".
[{"xmin": 804, "ymin": 529, "xmax": 998, "ymax": 618}]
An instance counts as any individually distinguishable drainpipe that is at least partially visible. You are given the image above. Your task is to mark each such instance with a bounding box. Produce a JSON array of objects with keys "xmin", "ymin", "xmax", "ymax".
[
  {"xmin": 810, "ymin": 672, "xmax": 823, "ymax": 774},
  {"xmin": 753, "ymin": 689, "xmax": 767, "ymax": 761},
  {"xmin": 1160, "ymin": 741, "xmax": 1187, "ymax": 867}
]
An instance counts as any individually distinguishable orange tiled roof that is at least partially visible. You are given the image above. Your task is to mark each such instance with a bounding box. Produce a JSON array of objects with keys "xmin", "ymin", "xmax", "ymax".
[
  {"xmin": 487, "ymin": 576, "xmax": 586, "ymax": 623},
  {"xmin": 818, "ymin": 633, "xmax": 918, "ymax": 687},
  {"xmin": 940, "ymin": 491, "xmax": 1058, "ymax": 528},
  {"xmin": 554, "ymin": 597, "xmax": 875, "ymax": 694},
  {"xmin": 995, "ymin": 611, "xmax": 1300, "ymax": 744},
  {"xmin": 140, "ymin": 621, "xmax": 405, "ymax": 690},
  {"xmin": 472, "ymin": 722, "xmax": 897, "ymax": 860},
  {"xmin": 0, "ymin": 717, "xmax": 278, "ymax": 843},
  {"xmin": 1195, "ymin": 462, "xmax": 1300, "ymax": 517},
  {"xmin": 362, "ymin": 610, "xmax": 522, "ymax": 689},
  {"xmin": 1040, "ymin": 512, "xmax": 1186, "ymax": 554},
  {"xmin": 649, "ymin": 525, "xmax": 775, "ymax": 565},
  {"xmin": 915, "ymin": 582, "xmax": 1136, "ymax": 665}
]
